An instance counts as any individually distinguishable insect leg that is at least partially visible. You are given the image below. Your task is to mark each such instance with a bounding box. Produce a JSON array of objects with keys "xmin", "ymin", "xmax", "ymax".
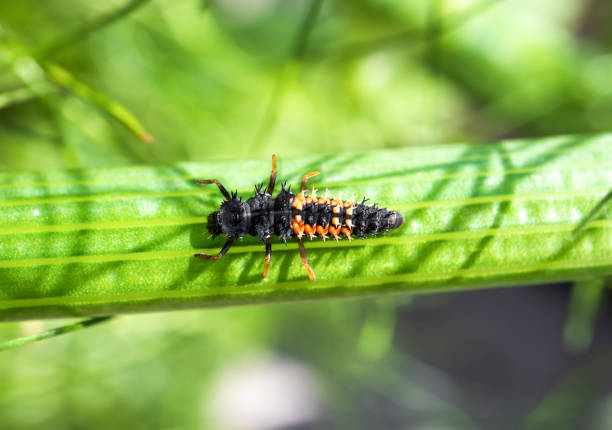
[
  {"xmin": 297, "ymin": 238, "xmax": 315, "ymax": 281},
  {"xmin": 300, "ymin": 170, "xmax": 320, "ymax": 193},
  {"xmin": 195, "ymin": 238, "xmax": 234, "ymax": 260},
  {"xmin": 262, "ymin": 238, "xmax": 272, "ymax": 278},
  {"xmin": 266, "ymin": 154, "xmax": 278, "ymax": 194},
  {"xmin": 195, "ymin": 179, "xmax": 231, "ymax": 200}
]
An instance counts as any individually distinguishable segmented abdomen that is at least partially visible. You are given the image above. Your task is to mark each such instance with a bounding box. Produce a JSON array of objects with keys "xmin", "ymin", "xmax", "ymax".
[{"xmin": 285, "ymin": 188, "xmax": 403, "ymax": 241}]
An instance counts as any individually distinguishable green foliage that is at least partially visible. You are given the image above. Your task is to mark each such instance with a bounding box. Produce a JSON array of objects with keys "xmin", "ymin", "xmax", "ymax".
[
  {"xmin": 1, "ymin": 1, "xmax": 612, "ymax": 428},
  {"xmin": 1, "ymin": 134, "xmax": 610, "ymax": 321}
]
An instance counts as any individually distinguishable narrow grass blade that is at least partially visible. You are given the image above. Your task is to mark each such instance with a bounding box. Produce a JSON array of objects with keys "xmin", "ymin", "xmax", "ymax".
[
  {"xmin": 2, "ymin": 36, "xmax": 152, "ymax": 143},
  {"xmin": 37, "ymin": 0, "xmax": 152, "ymax": 59},
  {"xmin": 563, "ymin": 278, "xmax": 605, "ymax": 353},
  {"xmin": 0, "ymin": 85, "xmax": 55, "ymax": 109},
  {"xmin": 0, "ymin": 316, "xmax": 112, "ymax": 351},
  {"xmin": 43, "ymin": 62, "xmax": 152, "ymax": 143},
  {"xmin": 573, "ymin": 190, "xmax": 612, "ymax": 235},
  {"xmin": 250, "ymin": 0, "xmax": 324, "ymax": 152}
]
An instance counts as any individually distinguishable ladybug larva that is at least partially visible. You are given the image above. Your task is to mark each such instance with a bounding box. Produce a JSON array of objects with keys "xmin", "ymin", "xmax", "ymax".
[{"xmin": 195, "ymin": 155, "xmax": 404, "ymax": 281}]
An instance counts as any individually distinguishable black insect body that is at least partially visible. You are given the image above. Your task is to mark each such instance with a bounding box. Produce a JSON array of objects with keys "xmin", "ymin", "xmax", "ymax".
[{"xmin": 196, "ymin": 155, "xmax": 404, "ymax": 280}]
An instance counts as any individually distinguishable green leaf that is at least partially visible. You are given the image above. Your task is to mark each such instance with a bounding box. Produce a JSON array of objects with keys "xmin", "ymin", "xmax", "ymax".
[{"xmin": 1, "ymin": 134, "xmax": 611, "ymax": 321}]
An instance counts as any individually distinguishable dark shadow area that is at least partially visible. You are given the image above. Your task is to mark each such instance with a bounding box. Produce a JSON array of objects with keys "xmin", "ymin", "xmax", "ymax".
[{"xmin": 391, "ymin": 283, "xmax": 612, "ymax": 430}]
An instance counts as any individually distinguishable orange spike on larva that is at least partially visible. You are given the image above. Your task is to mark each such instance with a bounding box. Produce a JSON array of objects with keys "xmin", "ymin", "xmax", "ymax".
[
  {"xmin": 292, "ymin": 216, "xmax": 304, "ymax": 238},
  {"xmin": 304, "ymin": 224, "xmax": 315, "ymax": 239},
  {"xmin": 329, "ymin": 225, "xmax": 340, "ymax": 240},
  {"xmin": 341, "ymin": 227, "xmax": 353, "ymax": 241},
  {"xmin": 316, "ymin": 224, "xmax": 329, "ymax": 239},
  {"xmin": 292, "ymin": 192, "xmax": 305, "ymax": 210}
]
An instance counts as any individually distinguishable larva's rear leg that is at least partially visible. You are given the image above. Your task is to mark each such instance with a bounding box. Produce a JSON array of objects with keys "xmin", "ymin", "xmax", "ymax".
[
  {"xmin": 297, "ymin": 238, "xmax": 315, "ymax": 281},
  {"xmin": 300, "ymin": 171, "xmax": 320, "ymax": 193},
  {"xmin": 262, "ymin": 238, "xmax": 272, "ymax": 278},
  {"xmin": 195, "ymin": 238, "xmax": 234, "ymax": 260},
  {"xmin": 266, "ymin": 154, "xmax": 278, "ymax": 194},
  {"xmin": 195, "ymin": 179, "xmax": 231, "ymax": 200}
]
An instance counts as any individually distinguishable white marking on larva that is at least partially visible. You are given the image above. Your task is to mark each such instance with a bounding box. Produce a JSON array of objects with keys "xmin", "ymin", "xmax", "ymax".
[
  {"xmin": 410, "ymin": 220, "xmax": 421, "ymax": 233},
  {"xmin": 32, "ymin": 208, "xmax": 40, "ymax": 217}
]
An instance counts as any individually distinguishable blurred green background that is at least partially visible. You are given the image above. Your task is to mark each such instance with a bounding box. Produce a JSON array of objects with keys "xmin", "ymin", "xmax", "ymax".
[{"xmin": 1, "ymin": 0, "xmax": 612, "ymax": 428}]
